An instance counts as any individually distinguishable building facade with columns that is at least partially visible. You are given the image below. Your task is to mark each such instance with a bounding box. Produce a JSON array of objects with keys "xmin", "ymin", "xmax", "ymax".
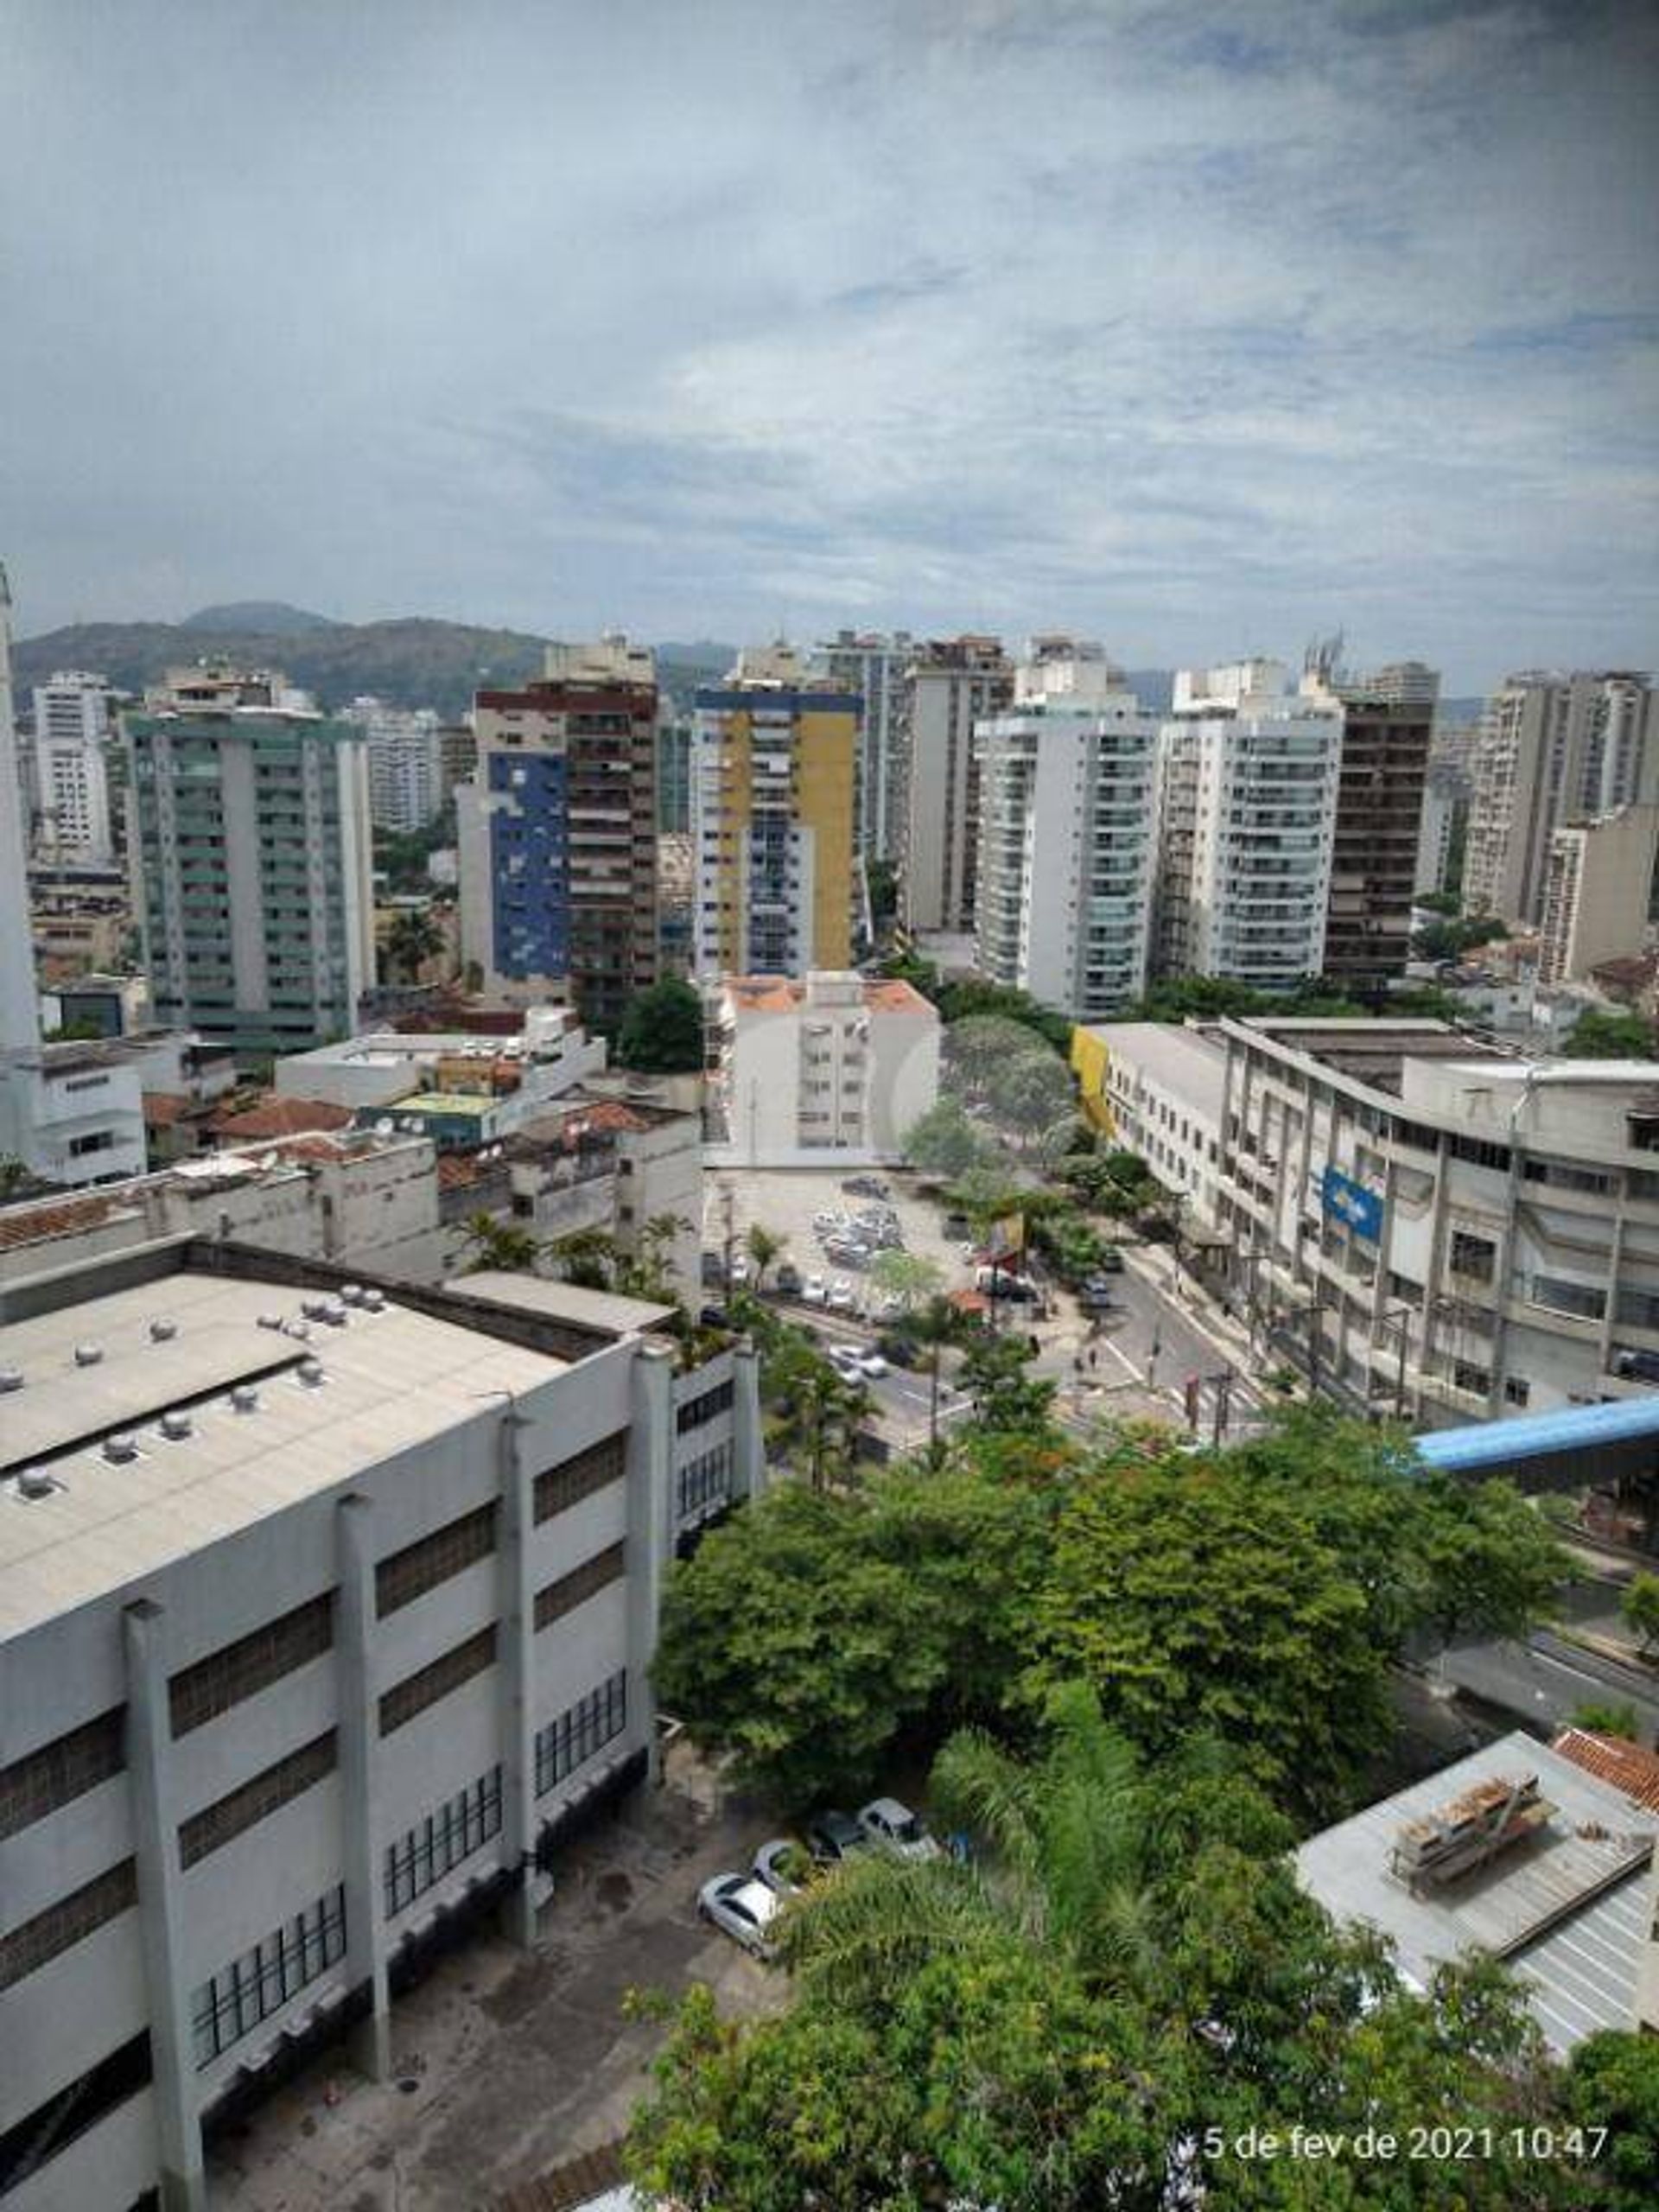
[{"xmin": 0, "ymin": 1243, "xmax": 760, "ymax": 2212}]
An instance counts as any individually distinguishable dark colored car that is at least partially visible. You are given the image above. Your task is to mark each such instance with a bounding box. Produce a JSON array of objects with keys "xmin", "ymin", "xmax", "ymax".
[
  {"xmin": 775, "ymin": 1261, "xmax": 804, "ymax": 1295},
  {"xmin": 806, "ymin": 1808, "xmax": 870, "ymax": 1865},
  {"xmin": 842, "ymin": 1174, "xmax": 891, "ymax": 1199}
]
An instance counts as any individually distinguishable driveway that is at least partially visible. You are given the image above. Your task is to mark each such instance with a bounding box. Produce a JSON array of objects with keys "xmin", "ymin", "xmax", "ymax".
[{"xmin": 207, "ymin": 1754, "xmax": 785, "ymax": 2212}]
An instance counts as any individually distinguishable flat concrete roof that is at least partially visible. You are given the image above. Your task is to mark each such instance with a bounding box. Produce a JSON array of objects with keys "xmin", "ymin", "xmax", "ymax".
[
  {"xmin": 0, "ymin": 1270, "xmax": 565, "ymax": 1643},
  {"xmin": 449, "ymin": 1272, "xmax": 676, "ymax": 1338},
  {"xmin": 1080, "ymin": 1022, "xmax": 1226, "ymax": 1116},
  {"xmin": 1296, "ymin": 1732, "xmax": 1657, "ymax": 2052}
]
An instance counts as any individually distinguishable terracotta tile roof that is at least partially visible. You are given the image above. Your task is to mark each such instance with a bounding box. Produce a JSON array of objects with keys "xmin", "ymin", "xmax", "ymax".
[
  {"xmin": 864, "ymin": 977, "xmax": 935, "ymax": 1015},
  {"xmin": 438, "ymin": 1154, "xmax": 486, "ymax": 1191},
  {"xmin": 724, "ymin": 973, "xmax": 937, "ymax": 1018},
  {"xmin": 143, "ymin": 1091, "xmax": 195, "ymax": 1127},
  {"xmin": 0, "ymin": 1192, "xmax": 118, "ymax": 1253},
  {"xmin": 1550, "ymin": 1727, "xmax": 1659, "ymax": 1814},
  {"xmin": 211, "ymin": 1095, "xmax": 356, "ymax": 1141}
]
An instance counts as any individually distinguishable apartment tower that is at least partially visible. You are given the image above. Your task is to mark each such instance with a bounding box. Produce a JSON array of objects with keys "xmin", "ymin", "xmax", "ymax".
[
  {"xmin": 690, "ymin": 645, "xmax": 858, "ymax": 976},
  {"xmin": 814, "ymin": 628, "xmax": 913, "ymax": 861},
  {"xmin": 1304, "ymin": 655, "xmax": 1438, "ymax": 990},
  {"xmin": 898, "ymin": 636, "xmax": 1012, "ymax": 935}
]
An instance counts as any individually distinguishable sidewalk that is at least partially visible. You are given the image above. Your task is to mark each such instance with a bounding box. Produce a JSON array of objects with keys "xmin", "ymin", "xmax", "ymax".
[{"xmin": 1119, "ymin": 1240, "xmax": 1269, "ymax": 1408}]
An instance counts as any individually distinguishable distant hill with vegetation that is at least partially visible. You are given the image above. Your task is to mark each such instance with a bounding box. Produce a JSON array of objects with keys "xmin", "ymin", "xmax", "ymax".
[{"xmin": 12, "ymin": 607, "xmax": 740, "ymax": 720}]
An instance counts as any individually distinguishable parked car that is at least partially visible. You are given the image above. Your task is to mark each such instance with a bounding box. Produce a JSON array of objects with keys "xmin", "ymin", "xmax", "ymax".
[
  {"xmin": 828, "ymin": 1344, "xmax": 865, "ymax": 1381},
  {"xmin": 802, "ymin": 1274, "xmax": 828, "ymax": 1305},
  {"xmin": 1096, "ymin": 1247, "xmax": 1125, "ymax": 1274},
  {"xmin": 857, "ymin": 1350, "xmax": 889, "ymax": 1379},
  {"xmin": 753, "ymin": 1838, "xmax": 811, "ymax": 1897},
  {"xmin": 824, "ymin": 1237, "xmax": 873, "ymax": 1268},
  {"xmin": 697, "ymin": 1872, "xmax": 782, "ymax": 1959},
  {"xmin": 814, "ymin": 1210, "xmax": 845, "ymax": 1234},
  {"xmin": 775, "ymin": 1261, "xmax": 804, "ymax": 1296},
  {"xmin": 1077, "ymin": 1277, "xmax": 1117, "ymax": 1311},
  {"xmin": 828, "ymin": 1278, "xmax": 856, "ymax": 1312},
  {"xmin": 806, "ymin": 1808, "xmax": 870, "ymax": 1865},
  {"xmin": 842, "ymin": 1174, "xmax": 891, "ymax": 1199},
  {"xmin": 1612, "ymin": 1347, "xmax": 1659, "ymax": 1382},
  {"xmin": 857, "ymin": 1796, "xmax": 943, "ymax": 1860},
  {"xmin": 974, "ymin": 1265, "xmax": 1037, "ymax": 1302}
]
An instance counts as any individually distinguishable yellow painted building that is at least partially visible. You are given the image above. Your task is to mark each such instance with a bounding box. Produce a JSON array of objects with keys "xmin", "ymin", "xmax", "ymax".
[
  {"xmin": 1070, "ymin": 1025, "xmax": 1116, "ymax": 1133},
  {"xmin": 691, "ymin": 649, "xmax": 858, "ymax": 975}
]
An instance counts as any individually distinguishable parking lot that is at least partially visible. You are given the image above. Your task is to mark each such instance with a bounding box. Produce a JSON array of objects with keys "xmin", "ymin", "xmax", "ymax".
[{"xmin": 207, "ymin": 1751, "xmax": 786, "ymax": 2212}]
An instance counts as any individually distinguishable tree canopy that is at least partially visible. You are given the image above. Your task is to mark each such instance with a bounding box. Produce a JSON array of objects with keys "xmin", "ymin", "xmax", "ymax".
[
  {"xmin": 614, "ymin": 976, "xmax": 706, "ymax": 1071},
  {"xmin": 1567, "ymin": 1007, "xmax": 1656, "ymax": 1061}
]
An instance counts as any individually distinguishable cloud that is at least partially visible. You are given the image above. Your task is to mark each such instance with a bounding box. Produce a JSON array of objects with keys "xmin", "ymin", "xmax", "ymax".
[{"xmin": 1, "ymin": 0, "xmax": 1655, "ymax": 688}]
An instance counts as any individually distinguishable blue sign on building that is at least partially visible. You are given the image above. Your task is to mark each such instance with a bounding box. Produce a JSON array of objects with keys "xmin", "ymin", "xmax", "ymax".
[{"xmin": 1320, "ymin": 1164, "xmax": 1384, "ymax": 1243}]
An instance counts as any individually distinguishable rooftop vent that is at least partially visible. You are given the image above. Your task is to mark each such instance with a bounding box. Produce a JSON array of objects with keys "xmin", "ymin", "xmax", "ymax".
[
  {"xmin": 148, "ymin": 1317, "xmax": 178, "ymax": 1344},
  {"xmin": 104, "ymin": 1433, "xmax": 140, "ymax": 1465},
  {"xmin": 0, "ymin": 1368, "xmax": 22, "ymax": 1394},
  {"xmin": 302, "ymin": 1297, "xmax": 335, "ymax": 1322},
  {"xmin": 230, "ymin": 1383, "xmax": 260, "ymax": 1414},
  {"xmin": 284, "ymin": 1319, "xmax": 311, "ymax": 1341},
  {"xmin": 360, "ymin": 1287, "xmax": 386, "ymax": 1313},
  {"xmin": 297, "ymin": 1357, "xmax": 326, "ymax": 1388},
  {"xmin": 340, "ymin": 1282, "xmax": 365, "ymax": 1306},
  {"xmin": 159, "ymin": 1409, "xmax": 194, "ymax": 1441},
  {"xmin": 15, "ymin": 1469, "xmax": 57, "ymax": 1502},
  {"xmin": 316, "ymin": 1300, "xmax": 348, "ymax": 1327},
  {"xmin": 73, "ymin": 1343, "xmax": 105, "ymax": 1368},
  {"xmin": 257, "ymin": 1313, "xmax": 285, "ymax": 1331}
]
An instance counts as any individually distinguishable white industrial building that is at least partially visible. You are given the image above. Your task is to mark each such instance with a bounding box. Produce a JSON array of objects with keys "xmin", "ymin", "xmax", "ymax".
[
  {"xmin": 1072, "ymin": 1022, "xmax": 1227, "ymax": 1226},
  {"xmin": 1211, "ymin": 1017, "xmax": 1659, "ymax": 1426},
  {"xmin": 0, "ymin": 1242, "xmax": 760, "ymax": 2212},
  {"xmin": 705, "ymin": 970, "xmax": 940, "ymax": 1167},
  {"xmin": 1155, "ymin": 661, "xmax": 1344, "ymax": 991},
  {"xmin": 974, "ymin": 644, "xmax": 1160, "ymax": 1020}
]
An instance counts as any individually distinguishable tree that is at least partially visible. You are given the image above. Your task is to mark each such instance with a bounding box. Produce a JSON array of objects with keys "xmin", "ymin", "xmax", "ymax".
[
  {"xmin": 743, "ymin": 1220, "xmax": 785, "ymax": 1291},
  {"xmin": 384, "ymin": 906, "xmax": 445, "ymax": 982},
  {"xmin": 774, "ymin": 1358, "xmax": 871, "ymax": 1494},
  {"xmin": 1563, "ymin": 2031, "xmax": 1659, "ymax": 2211},
  {"xmin": 1568, "ymin": 1700, "xmax": 1640, "ymax": 1739},
  {"xmin": 459, "ymin": 1211, "xmax": 540, "ymax": 1274},
  {"xmin": 615, "ymin": 976, "xmax": 705, "ymax": 1072},
  {"xmin": 867, "ymin": 1248, "xmax": 944, "ymax": 1313},
  {"xmin": 982, "ymin": 1046, "xmax": 1077, "ymax": 1143},
  {"xmin": 1622, "ymin": 1570, "xmax": 1659, "ymax": 1656},
  {"xmin": 864, "ymin": 855, "xmax": 899, "ymax": 928},
  {"xmin": 958, "ymin": 1332, "xmax": 1059, "ymax": 1438},
  {"xmin": 1569, "ymin": 1007, "xmax": 1657, "ymax": 1061},
  {"xmin": 547, "ymin": 1224, "xmax": 620, "ymax": 1290},
  {"xmin": 901, "ymin": 1096, "xmax": 992, "ymax": 1179}
]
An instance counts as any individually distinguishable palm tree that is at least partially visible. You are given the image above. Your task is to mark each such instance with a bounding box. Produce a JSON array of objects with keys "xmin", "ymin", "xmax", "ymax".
[
  {"xmin": 461, "ymin": 1211, "xmax": 542, "ymax": 1274},
  {"xmin": 745, "ymin": 1220, "xmax": 785, "ymax": 1291},
  {"xmin": 385, "ymin": 906, "xmax": 445, "ymax": 984},
  {"xmin": 548, "ymin": 1225, "xmax": 620, "ymax": 1291},
  {"xmin": 775, "ymin": 1356, "xmax": 872, "ymax": 1492}
]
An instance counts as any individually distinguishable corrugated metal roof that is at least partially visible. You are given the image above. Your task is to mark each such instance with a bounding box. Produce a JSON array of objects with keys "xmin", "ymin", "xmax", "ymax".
[
  {"xmin": 1295, "ymin": 1732, "xmax": 1657, "ymax": 2053},
  {"xmin": 1415, "ymin": 1394, "xmax": 1659, "ymax": 1474}
]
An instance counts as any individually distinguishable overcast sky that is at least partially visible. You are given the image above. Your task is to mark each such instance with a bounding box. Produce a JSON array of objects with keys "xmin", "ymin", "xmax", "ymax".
[{"xmin": 3, "ymin": 0, "xmax": 1656, "ymax": 690}]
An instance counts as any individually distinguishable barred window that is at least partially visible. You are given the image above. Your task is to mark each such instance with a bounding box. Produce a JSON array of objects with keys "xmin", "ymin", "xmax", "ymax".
[
  {"xmin": 378, "ymin": 1628, "xmax": 497, "ymax": 1737},
  {"xmin": 0, "ymin": 1859, "xmax": 137, "ymax": 1993},
  {"xmin": 677, "ymin": 1441, "xmax": 733, "ymax": 1522},
  {"xmin": 376, "ymin": 1503, "xmax": 497, "ymax": 1618},
  {"xmin": 178, "ymin": 1733, "xmax": 337, "ymax": 1869},
  {"xmin": 190, "ymin": 1887, "xmax": 346, "ymax": 2068},
  {"xmin": 384, "ymin": 1768, "xmax": 503, "ymax": 1917},
  {"xmin": 169, "ymin": 1595, "xmax": 334, "ymax": 1737},
  {"xmin": 534, "ymin": 1669, "xmax": 628, "ymax": 1797},
  {"xmin": 532, "ymin": 1433, "xmax": 626, "ymax": 1524},
  {"xmin": 676, "ymin": 1379, "xmax": 734, "ymax": 1435},
  {"xmin": 0, "ymin": 1708, "xmax": 125, "ymax": 1842},
  {"xmin": 534, "ymin": 1541, "xmax": 626, "ymax": 1632}
]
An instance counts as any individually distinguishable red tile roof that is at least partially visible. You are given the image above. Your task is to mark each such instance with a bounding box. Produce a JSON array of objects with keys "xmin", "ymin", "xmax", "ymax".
[
  {"xmin": 0, "ymin": 1192, "xmax": 118, "ymax": 1253},
  {"xmin": 1550, "ymin": 1727, "xmax": 1659, "ymax": 1813},
  {"xmin": 143, "ymin": 1091, "xmax": 195, "ymax": 1127},
  {"xmin": 211, "ymin": 1095, "xmax": 356, "ymax": 1141},
  {"xmin": 723, "ymin": 974, "xmax": 936, "ymax": 1018}
]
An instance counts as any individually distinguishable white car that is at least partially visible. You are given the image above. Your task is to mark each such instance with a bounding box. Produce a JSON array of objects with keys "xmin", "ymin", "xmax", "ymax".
[
  {"xmin": 857, "ymin": 1796, "xmax": 943, "ymax": 1861},
  {"xmin": 857, "ymin": 1351, "xmax": 889, "ymax": 1379},
  {"xmin": 728, "ymin": 1255, "xmax": 752, "ymax": 1285},
  {"xmin": 828, "ymin": 1277, "xmax": 855, "ymax": 1312},
  {"xmin": 828, "ymin": 1344, "xmax": 864, "ymax": 1380},
  {"xmin": 802, "ymin": 1274, "xmax": 827, "ymax": 1306},
  {"xmin": 698, "ymin": 1872, "xmax": 782, "ymax": 1959}
]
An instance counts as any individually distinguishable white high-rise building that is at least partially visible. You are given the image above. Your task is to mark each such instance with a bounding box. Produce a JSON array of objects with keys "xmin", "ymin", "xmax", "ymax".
[
  {"xmin": 813, "ymin": 629, "xmax": 911, "ymax": 861},
  {"xmin": 1465, "ymin": 672, "xmax": 1656, "ymax": 925},
  {"xmin": 973, "ymin": 643, "xmax": 1160, "ymax": 1019},
  {"xmin": 31, "ymin": 671, "xmax": 117, "ymax": 862},
  {"xmin": 346, "ymin": 698, "xmax": 444, "ymax": 834},
  {"xmin": 0, "ymin": 563, "xmax": 37, "ymax": 1053},
  {"xmin": 1155, "ymin": 660, "xmax": 1343, "ymax": 991}
]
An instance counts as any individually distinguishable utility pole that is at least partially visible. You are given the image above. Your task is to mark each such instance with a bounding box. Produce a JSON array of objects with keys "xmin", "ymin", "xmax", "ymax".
[{"xmin": 1210, "ymin": 1370, "xmax": 1233, "ymax": 1448}]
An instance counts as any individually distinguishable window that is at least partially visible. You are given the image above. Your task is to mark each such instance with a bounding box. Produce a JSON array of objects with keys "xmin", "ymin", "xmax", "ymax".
[
  {"xmin": 677, "ymin": 1442, "xmax": 734, "ymax": 1521},
  {"xmin": 533, "ymin": 1433, "xmax": 627, "ymax": 1522},
  {"xmin": 375, "ymin": 1503, "xmax": 497, "ymax": 1618},
  {"xmin": 534, "ymin": 1669, "xmax": 628, "ymax": 1796},
  {"xmin": 379, "ymin": 1628, "xmax": 497, "ymax": 1736},
  {"xmin": 0, "ymin": 1708, "xmax": 125, "ymax": 1841},
  {"xmin": 676, "ymin": 1379, "xmax": 734, "ymax": 1435},
  {"xmin": 0, "ymin": 2032, "xmax": 154, "ymax": 2196},
  {"xmin": 534, "ymin": 1542, "xmax": 626, "ymax": 1631},
  {"xmin": 190, "ymin": 1888, "xmax": 346, "ymax": 2068},
  {"xmin": 179, "ymin": 1733, "xmax": 337, "ymax": 1868},
  {"xmin": 1503, "ymin": 1376, "xmax": 1532, "ymax": 1407},
  {"xmin": 1528, "ymin": 1275, "xmax": 1606, "ymax": 1322},
  {"xmin": 384, "ymin": 1769, "xmax": 503, "ymax": 1917},
  {"xmin": 0, "ymin": 1859, "xmax": 137, "ymax": 1993},
  {"xmin": 1448, "ymin": 1230, "xmax": 1497, "ymax": 1284},
  {"xmin": 1452, "ymin": 1360, "xmax": 1491, "ymax": 1396},
  {"xmin": 170, "ymin": 1594, "xmax": 334, "ymax": 1737}
]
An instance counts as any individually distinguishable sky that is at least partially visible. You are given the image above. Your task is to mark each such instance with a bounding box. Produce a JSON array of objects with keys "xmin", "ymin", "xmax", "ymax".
[{"xmin": 3, "ymin": 0, "xmax": 1656, "ymax": 691}]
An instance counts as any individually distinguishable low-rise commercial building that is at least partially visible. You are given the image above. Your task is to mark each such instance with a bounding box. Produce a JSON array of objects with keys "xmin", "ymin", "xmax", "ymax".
[
  {"xmin": 706, "ymin": 971, "xmax": 939, "ymax": 1167},
  {"xmin": 1069, "ymin": 1022, "xmax": 1226, "ymax": 1224},
  {"xmin": 1212, "ymin": 1017, "xmax": 1659, "ymax": 1426},
  {"xmin": 0, "ymin": 1243, "xmax": 760, "ymax": 2212}
]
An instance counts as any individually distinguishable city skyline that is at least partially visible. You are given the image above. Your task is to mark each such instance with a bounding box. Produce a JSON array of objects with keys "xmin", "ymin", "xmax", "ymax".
[{"xmin": 3, "ymin": 1, "xmax": 1656, "ymax": 694}]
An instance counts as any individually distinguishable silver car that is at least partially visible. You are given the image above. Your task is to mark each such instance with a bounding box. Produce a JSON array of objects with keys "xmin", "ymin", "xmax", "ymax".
[
  {"xmin": 698, "ymin": 1871, "xmax": 782, "ymax": 1958},
  {"xmin": 857, "ymin": 1796, "xmax": 943, "ymax": 1861},
  {"xmin": 752, "ymin": 1837, "xmax": 811, "ymax": 1897}
]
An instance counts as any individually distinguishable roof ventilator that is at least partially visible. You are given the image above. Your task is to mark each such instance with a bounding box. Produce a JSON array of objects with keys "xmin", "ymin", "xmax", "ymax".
[
  {"xmin": 15, "ymin": 1469, "xmax": 58, "ymax": 1502},
  {"xmin": 231, "ymin": 1383, "xmax": 260, "ymax": 1414},
  {"xmin": 159, "ymin": 1409, "xmax": 194, "ymax": 1441},
  {"xmin": 73, "ymin": 1343, "xmax": 105, "ymax": 1368},
  {"xmin": 297, "ymin": 1357, "xmax": 326, "ymax": 1388},
  {"xmin": 0, "ymin": 1368, "xmax": 22, "ymax": 1393},
  {"xmin": 104, "ymin": 1433, "xmax": 140, "ymax": 1465},
  {"xmin": 149, "ymin": 1318, "xmax": 178, "ymax": 1343}
]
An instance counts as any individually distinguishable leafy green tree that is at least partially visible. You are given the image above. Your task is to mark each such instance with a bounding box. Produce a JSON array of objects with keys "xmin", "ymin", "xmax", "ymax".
[
  {"xmin": 743, "ymin": 1220, "xmax": 785, "ymax": 1290},
  {"xmin": 773, "ymin": 1358, "xmax": 870, "ymax": 1493},
  {"xmin": 983, "ymin": 1046, "xmax": 1077, "ymax": 1142},
  {"xmin": 459, "ymin": 1211, "xmax": 541, "ymax": 1274},
  {"xmin": 1568, "ymin": 1700, "xmax": 1640, "ymax": 1739},
  {"xmin": 958, "ymin": 1332, "xmax": 1059, "ymax": 1438},
  {"xmin": 1569, "ymin": 1007, "xmax": 1658, "ymax": 1060},
  {"xmin": 932, "ymin": 976, "xmax": 1073, "ymax": 1054},
  {"xmin": 867, "ymin": 1248, "xmax": 944, "ymax": 1312},
  {"xmin": 1563, "ymin": 2031, "xmax": 1659, "ymax": 2210},
  {"xmin": 1622, "ymin": 1569, "xmax": 1659, "ymax": 1656},
  {"xmin": 614, "ymin": 976, "xmax": 705, "ymax": 1071},
  {"xmin": 901, "ymin": 1096, "xmax": 992, "ymax": 1178},
  {"xmin": 384, "ymin": 906, "xmax": 445, "ymax": 982}
]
